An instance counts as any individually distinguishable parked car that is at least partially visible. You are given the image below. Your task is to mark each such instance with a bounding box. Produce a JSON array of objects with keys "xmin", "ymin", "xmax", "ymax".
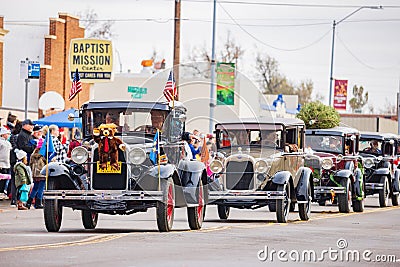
[
  {"xmin": 208, "ymin": 118, "xmax": 313, "ymax": 223},
  {"xmin": 305, "ymin": 127, "xmax": 365, "ymax": 213},
  {"xmin": 359, "ymin": 132, "xmax": 399, "ymax": 207},
  {"xmin": 43, "ymin": 101, "xmax": 207, "ymax": 232}
]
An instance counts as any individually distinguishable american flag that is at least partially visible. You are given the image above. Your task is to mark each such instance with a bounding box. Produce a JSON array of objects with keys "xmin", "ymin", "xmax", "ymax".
[
  {"xmin": 68, "ymin": 69, "xmax": 82, "ymax": 101},
  {"xmin": 163, "ymin": 70, "xmax": 177, "ymax": 102}
]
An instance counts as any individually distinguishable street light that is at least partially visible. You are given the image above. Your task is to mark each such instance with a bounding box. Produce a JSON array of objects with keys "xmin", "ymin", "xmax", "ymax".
[{"xmin": 328, "ymin": 5, "xmax": 383, "ymax": 107}]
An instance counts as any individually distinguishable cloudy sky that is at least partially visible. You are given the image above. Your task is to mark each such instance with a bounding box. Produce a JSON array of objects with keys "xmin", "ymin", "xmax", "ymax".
[{"xmin": 2, "ymin": 0, "xmax": 400, "ymax": 112}]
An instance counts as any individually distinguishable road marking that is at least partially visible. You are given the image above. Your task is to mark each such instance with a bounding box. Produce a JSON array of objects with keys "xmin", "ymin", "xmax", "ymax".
[
  {"xmin": 0, "ymin": 233, "xmax": 128, "ymax": 252},
  {"xmin": 1, "ymin": 206, "xmax": 398, "ymax": 252}
]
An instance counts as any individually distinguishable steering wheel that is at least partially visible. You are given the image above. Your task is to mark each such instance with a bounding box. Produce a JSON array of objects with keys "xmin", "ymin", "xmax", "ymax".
[{"xmin": 134, "ymin": 125, "xmax": 157, "ymax": 134}]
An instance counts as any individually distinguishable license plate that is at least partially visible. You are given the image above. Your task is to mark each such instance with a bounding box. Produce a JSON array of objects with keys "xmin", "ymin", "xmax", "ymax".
[{"xmin": 97, "ymin": 161, "xmax": 122, "ymax": 174}]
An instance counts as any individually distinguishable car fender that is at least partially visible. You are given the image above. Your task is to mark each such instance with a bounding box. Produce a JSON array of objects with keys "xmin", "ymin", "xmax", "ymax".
[
  {"xmin": 272, "ymin": 171, "xmax": 291, "ymax": 185},
  {"xmin": 353, "ymin": 168, "xmax": 363, "ymax": 198},
  {"xmin": 147, "ymin": 164, "xmax": 176, "ymax": 179},
  {"xmin": 334, "ymin": 169, "xmax": 352, "ymax": 180},
  {"xmin": 374, "ymin": 168, "xmax": 390, "ymax": 176},
  {"xmin": 393, "ymin": 169, "xmax": 400, "ymax": 193},
  {"xmin": 40, "ymin": 162, "xmax": 70, "ymax": 177},
  {"xmin": 295, "ymin": 167, "xmax": 312, "ymax": 202}
]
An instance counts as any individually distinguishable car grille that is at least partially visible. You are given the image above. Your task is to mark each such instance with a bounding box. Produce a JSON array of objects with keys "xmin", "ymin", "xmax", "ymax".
[
  {"xmin": 225, "ymin": 161, "xmax": 254, "ymax": 190},
  {"xmin": 305, "ymin": 157, "xmax": 320, "ymax": 170},
  {"xmin": 91, "ymin": 148, "xmax": 128, "ymax": 190}
]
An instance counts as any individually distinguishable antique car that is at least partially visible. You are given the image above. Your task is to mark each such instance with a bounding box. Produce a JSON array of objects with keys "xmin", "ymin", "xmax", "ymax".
[
  {"xmin": 43, "ymin": 101, "xmax": 207, "ymax": 232},
  {"xmin": 305, "ymin": 127, "xmax": 365, "ymax": 213},
  {"xmin": 208, "ymin": 118, "xmax": 313, "ymax": 223},
  {"xmin": 359, "ymin": 132, "xmax": 399, "ymax": 207}
]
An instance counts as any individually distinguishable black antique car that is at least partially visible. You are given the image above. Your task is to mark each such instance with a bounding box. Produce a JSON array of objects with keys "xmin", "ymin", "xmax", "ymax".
[
  {"xmin": 359, "ymin": 132, "xmax": 399, "ymax": 207},
  {"xmin": 208, "ymin": 118, "xmax": 313, "ymax": 223},
  {"xmin": 305, "ymin": 127, "xmax": 365, "ymax": 213},
  {"xmin": 43, "ymin": 101, "xmax": 207, "ymax": 232}
]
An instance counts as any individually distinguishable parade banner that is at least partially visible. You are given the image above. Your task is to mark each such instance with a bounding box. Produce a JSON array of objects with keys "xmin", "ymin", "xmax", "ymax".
[
  {"xmin": 69, "ymin": 38, "xmax": 113, "ymax": 82},
  {"xmin": 216, "ymin": 62, "xmax": 235, "ymax": 105},
  {"xmin": 333, "ymin": 79, "xmax": 348, "ymax": 110}
]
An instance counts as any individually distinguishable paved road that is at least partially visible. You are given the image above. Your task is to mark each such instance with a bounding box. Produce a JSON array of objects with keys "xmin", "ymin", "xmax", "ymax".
[{"xmin": 0, "ymin": 197, "xmax": 399, "ymax": 267}]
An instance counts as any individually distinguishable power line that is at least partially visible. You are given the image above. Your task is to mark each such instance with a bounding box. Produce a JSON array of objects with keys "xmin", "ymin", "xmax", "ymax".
[
  {"xmin": 336, "ymin": 33, "xmax": 398, "ymax": 70},
  {"xmin": 218, "ymin": 2, "xmax": 331, "ymax": 51},
  {"xmin": 183, "ymin": 0, "xmax": 400, "ymax": 9}
]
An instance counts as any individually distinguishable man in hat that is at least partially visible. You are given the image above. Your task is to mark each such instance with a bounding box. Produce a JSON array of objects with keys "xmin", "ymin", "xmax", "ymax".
[
  {"xmin": 0, "ymin": 127, "xmax": 12, "ymax": 199},
  {"xmin": 16, "ymin": 119, "xmax": 36, "ymax": 161}
]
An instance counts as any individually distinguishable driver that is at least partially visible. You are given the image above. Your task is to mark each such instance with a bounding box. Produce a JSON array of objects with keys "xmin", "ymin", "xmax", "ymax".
[
  {"xmin": 150, "ymin": 110, "xmax": 166, "ymax": 131},
  {"xmin": 364, "ymin": 140, "xmax": 381, "ymax": 154}
]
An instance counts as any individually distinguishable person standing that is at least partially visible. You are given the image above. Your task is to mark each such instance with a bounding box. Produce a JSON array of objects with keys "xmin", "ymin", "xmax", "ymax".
[
  {"xmin": 8, "ymin": 120, "xmax": 22, "ymax": 207},
  {"xmin": 0, "ymin": 127, "xmax": 12, "ymax": 200},
  {"xmin": 49, "ymin": 124, "xmax": 68, "ymax": 163},
  {"xmin": 16, "ymin": 119, "xmax": 36, "ymax": 161},
  {"xmin": 14, "ymin": 149, "xmax": 31, "ymax": 210},
  {"xmin": 26, "ymin": 139, "xmax": 46, "ymax": 209}
]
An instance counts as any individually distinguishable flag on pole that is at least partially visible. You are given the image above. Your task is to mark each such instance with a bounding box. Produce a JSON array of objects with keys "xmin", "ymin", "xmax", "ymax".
[
  {"xmin": 40, "ymin": 130, "xmax": 56, "ymax": 162},
  {"xmin": 149, "ymin": 129, "xmax": 160, "ymax": 165},
  {"xmin": 163, "ymin": 70, "xmax": 177, "ymax": 102},
  {"xmin": 68, "ymin": 68, "xmax": 83, "ymax": 101}
]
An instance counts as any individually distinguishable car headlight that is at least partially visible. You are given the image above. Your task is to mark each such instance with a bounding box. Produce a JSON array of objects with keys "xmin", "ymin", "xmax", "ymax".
[
  {"xmin": 255, "ymin": 159, "xmax": 269, "ymax": 173},
  {"xmin": 210, "ymin": 160, "xmax": 223, "ymax": 173},
  {"xmin": 336, "ymin": 154, "xmax": 343, "ymax": 162},
  {"xmin": 129, "ymin": 147, "xmax": 146, "ymax": 165},
  {"xmin": 364, "ymin": 158, "xmax": 375, "ymax": 169},
  {"xmin": 321, "ymin": 158, "xmax": 333, "ymax": 170},
  {"xmin": 71, "ymin": 146, "xmax": 89, "ymax": 164}
]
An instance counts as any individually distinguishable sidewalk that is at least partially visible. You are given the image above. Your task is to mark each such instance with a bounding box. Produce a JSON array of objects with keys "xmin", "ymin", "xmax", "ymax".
[{"xmin": 0, "ymin": 198, "xmax": 17, "ymax": 212}]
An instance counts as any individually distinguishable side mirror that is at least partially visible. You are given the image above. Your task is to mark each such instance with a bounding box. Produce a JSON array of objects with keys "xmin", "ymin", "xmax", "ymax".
[
  {"xmin": 389, "ymin": 139, "xmax": 395, "ymax": 145},
  {"xmin": 350, "ymin": 135, "xmax": 356, "ymax": 141}
]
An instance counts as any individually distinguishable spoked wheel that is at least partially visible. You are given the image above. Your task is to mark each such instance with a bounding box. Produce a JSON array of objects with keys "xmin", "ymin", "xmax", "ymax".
[
  {"xmin": 338, "ymin": 178, "xmax": 351, "ymax": 213},
  {"xmin": 298, "ymin": 185, "xmax": 311, "ymax": 221},
  {"xmin": 217, "ymin": 204, "xmax": 230, "ymax": 219},
  {"xmin": 276, "ymin": 183, "xmax": 290, "ymax": 223},
  {"xmin": 187, "ymin": 180, "xmax": 204, "ymax": 230},
  {"xmin": 44, "ymin": 179, "xmax": 63, "ymax": 232},
  {"xmin": 82, "ymin": 210, "xmax": 99, "ymax": 229},
  {"xmin": 156, "ymin": 177, "xmax": 175, "ymax": 232},
  {"xmin": 379, "ymin": 176, "xmax": 390, "ymax": 207}
]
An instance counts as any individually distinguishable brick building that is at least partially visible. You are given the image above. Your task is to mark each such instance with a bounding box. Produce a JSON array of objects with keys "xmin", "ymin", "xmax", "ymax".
[
  {"xmin": 39, "ymin": 13, "xmax": 90, "ymax": 117},
  {"xmin": 0, "ymin": 13, "xmax": 90, "ymax": 120}
]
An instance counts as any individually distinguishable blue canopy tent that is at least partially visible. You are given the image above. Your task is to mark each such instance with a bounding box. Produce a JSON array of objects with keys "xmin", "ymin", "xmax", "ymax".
[{"xmin": 34, "ymin": 108, "xmax": 82, "ymax": 128}]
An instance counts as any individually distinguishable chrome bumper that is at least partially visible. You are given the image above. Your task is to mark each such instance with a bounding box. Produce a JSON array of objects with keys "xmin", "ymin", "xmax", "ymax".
[
  {"xmin": 314, "ymin": 186, "xmax": 346, "ymax": 194},
  {"xmin": 209, "ymin": 190, "xmax": 286, "ymax": 201},
  {"xmin": 43, "ymin": 190, "xmax": 163, "ymax": 201}
]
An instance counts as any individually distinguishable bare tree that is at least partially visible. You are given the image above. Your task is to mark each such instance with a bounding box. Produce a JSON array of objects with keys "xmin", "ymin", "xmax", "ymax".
[
  {"xmin": 183, "ymin": 31, "xmax": 244, "ymax": 78},
  {"xmin": 295, "ymin": 80, "xmax": 313, "ymax": 105},
  {"xmin": 349, "ymin": 85, "xmax": 368, "ymax": 112},
  {"xmin": 77, "ymin": 8, "xmax": 115, "ymax": 39},
  {"xmin": 379, "ymin": 98, "xmax": 396, "ymax": 114}
]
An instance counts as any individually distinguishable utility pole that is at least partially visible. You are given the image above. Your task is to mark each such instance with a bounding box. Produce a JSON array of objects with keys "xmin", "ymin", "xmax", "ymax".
[
  {"xmin": 173, "ymin": 0, "xmax": 181, "ymax": 99},
  {"xmin": 209, "ymin": 0, "xmax": 217, "ymax": 133}
]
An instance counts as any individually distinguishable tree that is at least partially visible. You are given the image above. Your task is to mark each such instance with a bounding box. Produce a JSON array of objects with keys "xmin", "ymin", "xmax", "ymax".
[
  {"xmin": 349, "ymin": 85, "xmax": 368, "ymax": 113},
  {"xmin": 255, "ymin": 53, "xmax": 292, "ymax": 94},
  {"xmin": 295, "ymin": 80, "xmax": 313, "ymax": 105},
  {"xmin": 77, "ymin": 8, "xmax": 115, "ymax": 39},
  {"xmin": 183, "ymin": 31, "xmax": 244, "ymax": 78},
  {"xmin": 296, "ymin": 101, "xmax": 340, "ymax": 129}
]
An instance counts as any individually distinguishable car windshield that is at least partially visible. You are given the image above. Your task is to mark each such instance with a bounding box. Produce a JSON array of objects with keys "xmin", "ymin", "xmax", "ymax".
[
  {"xmin": 217, "ymin": 129, "xmax": 282, "ymax": 149},
  {"xmin": 83, "ymin": 108, "xmax": 169, "ymax": 138},
  {"xmin": 306, "ymin": 135, "xmax": 344, "ymax": 154},
  {"xmin": 359, "ymin": 139, "xmax": 383, "ymax": 155}
]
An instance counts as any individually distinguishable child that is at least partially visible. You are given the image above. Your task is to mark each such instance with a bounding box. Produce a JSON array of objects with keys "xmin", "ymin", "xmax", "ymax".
[
  {"xmin": 27, "ymin": 138, "xmax": 46, "ymax": 209},
  {"xmin": 14, "ymin": 149, "xmax": 32, "ymax": 210}
]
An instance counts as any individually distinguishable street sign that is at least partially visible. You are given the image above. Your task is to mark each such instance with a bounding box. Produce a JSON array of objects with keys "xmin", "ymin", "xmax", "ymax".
[
  {"xmin": 28, "ymin": 63, "xmax": 40, "ymax": 79},
  {"xmin": 128, "ymin": 86, "xmax": 147, "ymax": 99},
  {"xmin": 20, "ymin": 60, "xmax": 40, "ymax": 79}
]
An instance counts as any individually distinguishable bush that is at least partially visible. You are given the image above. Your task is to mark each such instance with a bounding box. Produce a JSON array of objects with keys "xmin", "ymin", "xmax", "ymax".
[{"xmin": 296, "ymin": 101, "xmax": 340, "ymax": 129}]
